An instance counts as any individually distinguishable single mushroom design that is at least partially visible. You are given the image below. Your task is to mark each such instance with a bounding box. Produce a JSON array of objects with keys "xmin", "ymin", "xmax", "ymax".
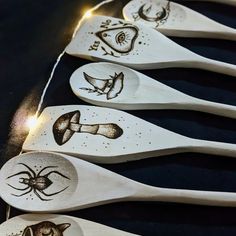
[{"xmin": 53, "ymin": 110, "xmax": 123, "ymax": 145}]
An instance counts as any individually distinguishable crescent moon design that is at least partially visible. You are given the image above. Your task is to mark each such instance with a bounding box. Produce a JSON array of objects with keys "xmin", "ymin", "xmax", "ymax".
[{"xmin": 136, "ymin": 1, "xmax": 170, "ymax": 27}]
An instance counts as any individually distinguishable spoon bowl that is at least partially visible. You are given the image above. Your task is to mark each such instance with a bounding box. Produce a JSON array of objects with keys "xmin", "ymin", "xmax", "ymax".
[
  {"xmin": 0, "ymin": 214, "xmax": 138, "ymax": 235},
  {"xmin": 70, "ymin": 62, "xmax": 236, "ymax": 119},
  {"xmin": 0, "ymin": 152, "xmax": 77, "ymax": 212},
  {"xmin": 66, "ymin": 15, "xmax": 236, "ymax": 76},
  {"xmin": 2, "ymin": 152, "xmax": 236, "ymax": 211},
  {"xmin": 123, "ymin": 0, "xmax": 236, "ymax": 40},
  {"xmin": 22, "ymin": 105, "xmax": 236, "ymax": 163}
]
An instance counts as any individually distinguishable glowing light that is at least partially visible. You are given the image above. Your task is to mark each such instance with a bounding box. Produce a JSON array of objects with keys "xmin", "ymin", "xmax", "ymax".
[
  {"xmin": 84, "ymin": 10, "xmax": 92, "ymax": 18},
  {"xmin": 26, "ymin": 115, "xmax": 38, "ymax": 130}
]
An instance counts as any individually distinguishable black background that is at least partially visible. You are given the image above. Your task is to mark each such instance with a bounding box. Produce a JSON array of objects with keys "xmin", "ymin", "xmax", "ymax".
[{"xmin": 1, "ymin": 0, "xmax": 236, "ymax": 235}]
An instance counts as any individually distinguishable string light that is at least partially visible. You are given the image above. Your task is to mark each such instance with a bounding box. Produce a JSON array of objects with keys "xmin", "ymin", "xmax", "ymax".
[
  {"xmin": 84, "ymin": 10, "xmax": 92, "ymax": 18},
  {"xmin": 26, "ymin": 115, "xmax": 38, "ymax": 130},
  {"xmin": 73, "ymin": 0, "xmax": 114, "ymax": 38}
]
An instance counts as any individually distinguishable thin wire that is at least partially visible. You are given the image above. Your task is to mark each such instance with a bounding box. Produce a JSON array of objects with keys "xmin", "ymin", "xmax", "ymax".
[
  {"xmin": 36, "ymin": 0, "xmax": 114, "ymax": 117},
  {"xmin": 73, "ymin": 0, "xmax": 114, "ymax": 38},
  {"xmin": 5, "ymin": 0, "xmax": 114, "ymax": 221},
  {"xmin": 35, "ymin": 50, "xmax": 65, "ymax": 117}
]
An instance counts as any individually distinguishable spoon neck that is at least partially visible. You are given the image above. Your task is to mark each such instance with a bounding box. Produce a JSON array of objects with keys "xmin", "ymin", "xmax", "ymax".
[
  {"xmin": 179, "ymin": 98, "xmax": 236, "ymax": 119},
  {"xmin": 212, "ymin": 29, "xmax": 236, "ymax": 41},
  {"xmin": 132, "ymin": 183, "xmax": 236, "ymax": 207},
  {"xmin": 187, "ymin": 138, "xmax": 236, "ymax": 158},
  {"xmin": 193, "ymin": 57, "xmax": 236, "ymax": 77}
]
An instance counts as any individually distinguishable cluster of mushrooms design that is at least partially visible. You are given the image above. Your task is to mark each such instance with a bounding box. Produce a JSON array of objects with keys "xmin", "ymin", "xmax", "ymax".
[{"xmin": 80, "ymin": 71, "xmax": 124, "ymax": 100}]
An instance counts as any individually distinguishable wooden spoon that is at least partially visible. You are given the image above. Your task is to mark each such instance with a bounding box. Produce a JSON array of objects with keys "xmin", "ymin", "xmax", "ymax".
[
  {"xmin": 22, "ymin": 105, "xmax": 236, "ymax": 163},
  {"xmin": 70, "ymin": 62, "xmax": 236, "ymax": 119},
  {"xmin": 122, "ymin": 0, "xmax": 236, "ymax": 40},
  {"xmin": 0, "ymin": 213, "xmax": 138, "ymax": 235},
  {"xmin": 2, "ymin": 152, "xmax": 236, "ymax": 212},
  {"xmin": 185, "ymin": 0, "xmax": 236, "ymax": 6},
  {"xmin": 65, "ymin": 15, "xmax": 236, "ymax": 76}
]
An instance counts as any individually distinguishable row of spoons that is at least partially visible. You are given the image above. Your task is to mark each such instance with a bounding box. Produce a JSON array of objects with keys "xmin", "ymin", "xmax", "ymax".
[
  {"xmin": 1, "ymin": 1, "xmax": 235, "ymax": 234},
  {"xmin": 56, "ymin": 3, "xmax": 236, "ymax": 162},
  {"xmin": 2, "ymin": 1, "xmax": 235, "ymax": 211}
]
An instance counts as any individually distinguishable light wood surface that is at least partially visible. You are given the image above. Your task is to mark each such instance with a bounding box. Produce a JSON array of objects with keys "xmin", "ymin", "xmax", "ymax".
[
  {"xmin": 22, "ymin": 105, "xmax": 236, "ymax": 163},
  {"xmin": 70, "ymin": 62, "xmax": 236, "ymax": 119},
  {"xmin": 0, "ymin": 214, "xmax": 138, "ymax": 235},
  {"xmin": 123, "ymin": 0, "xmax": 236, "ymax": 40},
  {"xmin": 2, "ymin": 152, "xmax": 236, "ymax": 212},
  {"xmin": 66, "ymin": 15, "xmax": 236, "ymax": 76}
]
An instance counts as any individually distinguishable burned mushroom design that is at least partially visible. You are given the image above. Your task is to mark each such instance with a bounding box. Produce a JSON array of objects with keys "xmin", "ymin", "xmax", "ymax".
[
  {"xmin": 53, "ymin": 111, "xmax": 123, "ymax": 145},
  {"xmin": 22, "ymin": 221, "xmax": 71, "ymax": 236},
  {"xmin": 80, "ymin": 72, "xmax": 124, "ymax": 100}
]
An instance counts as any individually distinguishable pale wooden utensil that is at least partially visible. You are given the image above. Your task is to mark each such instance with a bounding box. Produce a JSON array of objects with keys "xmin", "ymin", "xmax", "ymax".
[
  {"xmin": 2, "ymin": 152, "xmax": 236, "ymax": 212},
  {"xmin": 0, "ymin": 214, "xmax": 138, "ymax": 235},
  {"xmin": 123, "ymin": 0, "xmax": 236, "ymax": 40},
  {"xmin": 70, "ymin": 62, "xmax": 236, "ymax": 119},
  {"xmin": 65, "ymin": 15, "xmax": 236, "ymax": 76},
  {"xmin": 185, "ymin": 0, "xmax": 236, "ymax": 6},
  {"xmin": 22, "ymin": 105, "xmax": 236, "ymax": 163}
]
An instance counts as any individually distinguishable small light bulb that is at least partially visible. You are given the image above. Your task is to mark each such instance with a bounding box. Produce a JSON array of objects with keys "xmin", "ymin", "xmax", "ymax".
[
  {"xmin": 26, "ymin": 115, "xmax": 38, "ymax": 130},
  {"xmin": 84, "ymin": 10, "xmax": 92, "ymax": 18}
]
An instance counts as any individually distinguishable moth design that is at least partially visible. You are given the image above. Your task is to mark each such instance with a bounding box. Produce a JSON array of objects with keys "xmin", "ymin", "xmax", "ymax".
[
  {"xmin": 53, "ymin": 110, "xmax": 123, "ymax": 145},
  {"xmin": 132, "ymin": 1, "xmax": 170, "ymax": 28},
  {"xmin": 8, "ymin": 221, "xmax": 71, "ymax": 236},
  {"xmin": 6, "ymin": 163, "xmax": 70, "ymax": 201},
  {"xmin": 80, "ymin": 72, "xmax": 124, "ymax": 100},
  {"xmin": 89, "ymin": 20, "xmax": 139, "ymax": 57}
]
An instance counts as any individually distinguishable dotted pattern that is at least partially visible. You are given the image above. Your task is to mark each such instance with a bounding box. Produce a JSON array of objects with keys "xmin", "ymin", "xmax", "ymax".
[
  {"xmin": 67, "ymin": 16, "xmax": 153, "ymax": 61},
  {"xmin": 23, "ymin": 105, "xmax": 165, "ymax": 161}
]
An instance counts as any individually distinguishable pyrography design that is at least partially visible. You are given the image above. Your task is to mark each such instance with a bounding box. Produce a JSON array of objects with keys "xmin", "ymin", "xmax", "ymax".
[
  {"xmin": 6, "ymin": 163, "xmax": 70, "ymax": 201},
  {"xmin": 8, "ymin": 221, "xmax": 71, "ymax": 236},
  {"xmin": 53, "ymin": 110, "xmax": 123, "ymax": 145},
  {"xmin": 88, "ymin": 19, "xmax": 138, "ymax": 57},
  {"xmin": 96, "ymin": 26, "xmax": 138, "ymax": 54},
  {"xmin": 80, "ymin": 72, "xmax": 124, "ymax": 100},
  {"xmin": 132, "ymin": 1, "xmax": 170, "ymax": 28}
]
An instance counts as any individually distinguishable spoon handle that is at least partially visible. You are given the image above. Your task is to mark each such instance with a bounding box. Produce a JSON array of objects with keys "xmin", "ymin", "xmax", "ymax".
[
  {"xmin": 186, "ymin": 0, "xmax": 236, "ymax": 6},
  {"xmin": 182, "ymin": 97, "xmax": 236, "ymax": 119},
  {"xmin": 161, "ymin": 28, "xmax": 236, "ymax": 41},
  {"xmin": 194, "ymin": 57, "xmax": 236, "ymax": 77},
  {"xmin": 208, "ymin": 29, "xmax": 236, "ymax": 41},
  {"xmin": 188, "ymin": 138, "xmax": 236, "ymax": 158},
  {"xmin": 133, "ymin": 184, "xmax": 236, "ymax": 207}
]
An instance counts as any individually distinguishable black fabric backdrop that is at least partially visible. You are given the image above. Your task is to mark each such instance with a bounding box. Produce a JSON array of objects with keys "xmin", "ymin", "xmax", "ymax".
[{"xmin": 1, "ymin": 0, "xmax": 236, "ymax": 235}]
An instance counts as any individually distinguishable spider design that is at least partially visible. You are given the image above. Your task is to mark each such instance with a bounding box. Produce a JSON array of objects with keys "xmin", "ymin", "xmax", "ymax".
[{"xmin": 6, "ymin": 163, "xmax": 70, "ymax": 201}]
